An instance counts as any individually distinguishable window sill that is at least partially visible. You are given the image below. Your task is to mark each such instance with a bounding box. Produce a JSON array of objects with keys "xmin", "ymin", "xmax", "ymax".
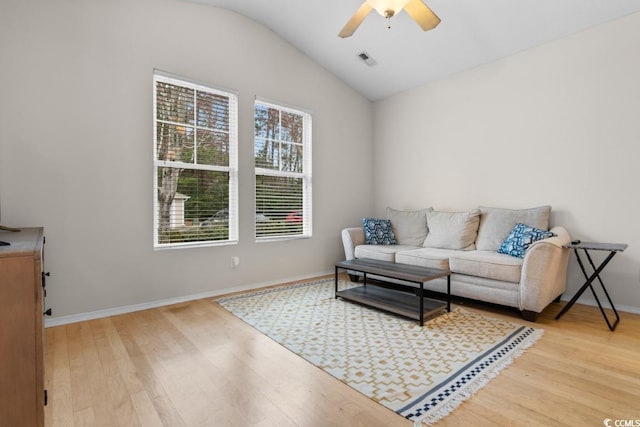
[
  {"xmin": 154, "ymin": 239, "xmax": 239, "ymax": 250},
  {"xmin": 255, "ymin": 235, "xmax": 311, "ymax": 244}
]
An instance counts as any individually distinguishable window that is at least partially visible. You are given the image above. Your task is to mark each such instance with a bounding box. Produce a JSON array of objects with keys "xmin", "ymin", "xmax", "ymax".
[
  {"xmin": 153, "ymin": 71, "xmax": 238, "ymax": 248},
  {"xmin": 254, "ymin": 100, "xmax": 312, "ymax": 240}
]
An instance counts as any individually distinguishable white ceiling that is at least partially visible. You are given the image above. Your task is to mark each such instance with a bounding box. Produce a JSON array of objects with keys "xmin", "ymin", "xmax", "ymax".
[{"xmin": 186, "ymin": 0, "xmax": 640, "ymax": 100}]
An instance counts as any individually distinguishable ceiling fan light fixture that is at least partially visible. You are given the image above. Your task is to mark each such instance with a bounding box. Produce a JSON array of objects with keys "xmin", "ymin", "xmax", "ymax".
[{"xmin": 365, "ymin": 0, "xmax": 409, "ymax": 18}]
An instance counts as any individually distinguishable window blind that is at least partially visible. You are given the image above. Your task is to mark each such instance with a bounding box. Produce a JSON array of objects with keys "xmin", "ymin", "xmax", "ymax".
[
  {"xmin": 254, "ymin": 100, "xmax": 312, "ymax": 240},
  {"xmin": 153, "ymin": 72, "xmax": 238, "ymax": 248}
]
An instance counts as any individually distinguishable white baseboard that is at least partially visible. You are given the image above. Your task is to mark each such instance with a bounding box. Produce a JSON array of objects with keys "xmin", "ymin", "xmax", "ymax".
[
  {"xmin": 45, "ymin": 271, "xmax": 331, "ymax": 328},
  {"xmin": 559, "ymin": 295, "xmax": 640, "ymax": 315}
]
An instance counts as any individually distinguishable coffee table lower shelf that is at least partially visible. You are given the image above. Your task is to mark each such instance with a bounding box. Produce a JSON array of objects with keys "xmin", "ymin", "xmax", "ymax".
[{"xmin": 336, "ymin": 285, "xmax": 446, "ymax": 321}]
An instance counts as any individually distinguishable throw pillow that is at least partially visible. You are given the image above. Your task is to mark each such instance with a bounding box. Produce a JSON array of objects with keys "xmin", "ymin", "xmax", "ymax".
[
  {"xmin": 497, "ymin": 223, "xmax": 555, "ymax": 258},
  {"xmin": 423, "ymin": 209, "xmax": 480, "ymax": 250},
  {"xmin": 362, "ymin": 218, "xmax": 397, "ymax": 245},
  {"xmin": 476, "ymin": 206, "xmax": 551, "ymax": 251},
  {"xmin": 386, "ymin": 207, "xmax": 432, "ymax": 246}
]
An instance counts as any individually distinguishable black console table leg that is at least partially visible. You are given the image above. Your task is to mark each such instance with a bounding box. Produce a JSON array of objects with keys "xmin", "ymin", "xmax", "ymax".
[
  {"xmin": 584, "ymin": 250, "xmax": 620, "ymax": 331},
  {"xmin": 555, "ymin": 249, "xmax": 619, "ymax": 331}
]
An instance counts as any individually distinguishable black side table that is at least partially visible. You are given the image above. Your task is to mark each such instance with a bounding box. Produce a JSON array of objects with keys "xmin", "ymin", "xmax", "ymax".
[{"xmin": 555, "ymin": 241, "xmax": 627, "ymax": 331}]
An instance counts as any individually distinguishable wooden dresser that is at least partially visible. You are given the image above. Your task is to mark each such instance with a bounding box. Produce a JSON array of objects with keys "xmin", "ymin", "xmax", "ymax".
[{"xmin": 0, "ymin": 227, "xmax": 47, "ymax": 427}]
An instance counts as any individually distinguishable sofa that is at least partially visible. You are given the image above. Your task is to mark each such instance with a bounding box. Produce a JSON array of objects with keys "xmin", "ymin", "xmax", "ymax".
[{"xmin": 341, "ymin": 206, "xmax": 571, "ymax": 321}]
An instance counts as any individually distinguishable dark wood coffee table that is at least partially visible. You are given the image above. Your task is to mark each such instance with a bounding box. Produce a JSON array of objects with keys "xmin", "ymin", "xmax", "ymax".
[{"xmin": 335, "ymin": 258, "xmax": 451, "ymax": 326}]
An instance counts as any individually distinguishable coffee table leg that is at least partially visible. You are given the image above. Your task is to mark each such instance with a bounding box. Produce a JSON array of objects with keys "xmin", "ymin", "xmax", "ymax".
[
  {"xmin": 447, "ymin": 275, "xmax": 451, "ymax": 312},
  {"xmin": 419, "ymin": 282, "xmax": 424, "ymax": 326}
]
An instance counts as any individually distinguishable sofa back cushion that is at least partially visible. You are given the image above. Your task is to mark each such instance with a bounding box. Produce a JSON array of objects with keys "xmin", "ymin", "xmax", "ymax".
[
  {"xmin": 475, "ymin": 206, "xmax": 551, "ymax": 251},
  {"xmin": 423, "ymin": 209, "xmax": 480, "ymax": 250},
  {"xmin": 386, "ymin": 207, "xmax": 432, "ymax": 246}
]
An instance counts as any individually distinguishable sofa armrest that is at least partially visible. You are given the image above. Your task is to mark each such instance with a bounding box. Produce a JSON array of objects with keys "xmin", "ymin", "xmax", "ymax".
[
  {"xmin": 519, "ymin": 226, "xmax": 571, "ymax": 313},
  {"xmin": 341, "ymin": 227, "xmax": 365, "ymax": 260}
]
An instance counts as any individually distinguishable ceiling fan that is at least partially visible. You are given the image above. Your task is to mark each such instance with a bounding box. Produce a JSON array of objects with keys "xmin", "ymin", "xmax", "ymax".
[{"xmin": 339, "ymin": 0, "xmax": 440, "ymax": 38}]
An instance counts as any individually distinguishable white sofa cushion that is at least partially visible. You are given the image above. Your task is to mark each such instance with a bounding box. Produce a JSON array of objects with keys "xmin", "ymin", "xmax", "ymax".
[
  {"xmin": 423, "ymin": 209, "xmax": 480, "ymax": 250},
  {"xmin": 396, "ymin": 247, "xmax": 463, "ymax": 270},
  {"xmin": 354, "ymin": 244, "xmax": 420, "ymax": 263},
  {"xmin": 475, "ymin": 206, "xmax": 551, "ymax": 251},
  {"xmin": 449, "ymin": 250, "xmax": 523, "ymax": 283},
  {"xmin": 386, "ymin": 207, "xmax": 432, "ymax": 246}
]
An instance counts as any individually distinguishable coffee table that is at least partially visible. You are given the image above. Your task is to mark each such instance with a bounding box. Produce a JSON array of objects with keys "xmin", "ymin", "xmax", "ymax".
[{"xmin": 335, "ymin": 258, "xmax": 451, "ymax": 326}]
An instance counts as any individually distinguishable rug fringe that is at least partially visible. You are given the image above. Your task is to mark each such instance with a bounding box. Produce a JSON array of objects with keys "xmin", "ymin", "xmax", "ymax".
[{"xmin": 415, "ymin": 328, "xmax": 544, "ymax": 425}]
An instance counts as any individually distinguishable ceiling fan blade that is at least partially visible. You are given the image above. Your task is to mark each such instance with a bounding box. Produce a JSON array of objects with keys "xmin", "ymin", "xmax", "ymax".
[
  {"xmin": 404, "ymin": 0, "xmax": 441, "ymax": 31},
  {"xmin": 338, "ymin": 2, "xmax": 373, "ymax": 38}
]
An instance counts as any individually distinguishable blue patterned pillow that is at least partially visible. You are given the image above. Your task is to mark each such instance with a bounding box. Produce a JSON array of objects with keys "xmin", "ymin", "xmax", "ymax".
[
  {"xmin": 362, "ymin": 218, "xmax": 397, "ymax": 245},
  {"xmin": 497, "ymin": 223, "xmax": 555, "ymax": 258}
]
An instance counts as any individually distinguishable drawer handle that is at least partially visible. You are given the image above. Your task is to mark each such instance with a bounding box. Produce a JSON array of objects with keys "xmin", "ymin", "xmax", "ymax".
[{"xmin": 41, "ymin": 272, "xmax": 50, "ymax": 288}]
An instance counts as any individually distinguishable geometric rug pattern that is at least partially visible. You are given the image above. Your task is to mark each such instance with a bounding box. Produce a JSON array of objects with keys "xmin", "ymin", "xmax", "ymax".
[{"xmin": 217, "ymin": 278, "xmax": 543, "ymax": 425}]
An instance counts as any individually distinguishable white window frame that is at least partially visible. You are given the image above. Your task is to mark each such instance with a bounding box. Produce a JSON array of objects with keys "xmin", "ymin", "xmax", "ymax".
[
  {"xmin": 153, "ymin": 71, "xmax": 238, "ymax": 249},
  {"xmin": 254, "ymin": 98, "xmax": 312, "ymax": 242}
]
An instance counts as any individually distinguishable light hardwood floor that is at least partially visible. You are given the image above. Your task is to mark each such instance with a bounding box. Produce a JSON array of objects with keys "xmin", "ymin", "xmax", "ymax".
[{"xmin": 44, "ymin": 275, "xmax": 640, "ymax": 426}]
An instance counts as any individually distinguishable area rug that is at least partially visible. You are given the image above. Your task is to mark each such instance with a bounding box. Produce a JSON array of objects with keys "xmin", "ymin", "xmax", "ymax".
[{"xmin": 217, "ymin": 278, "xmax": 543, "ymax": 425}]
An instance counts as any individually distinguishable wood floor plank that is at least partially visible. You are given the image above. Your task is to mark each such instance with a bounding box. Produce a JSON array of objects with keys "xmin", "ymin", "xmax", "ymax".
[
  {"xmin": 111, "ymin": 313, "xmax": 187, "ymax": 427},
  {"xmin": 73, "ymin": 406, "xmax": 97, "ymax": 426},
  {"xmin": 44, "ymin": 275, "xmax": 640, "ymax": 426},
  {"xmin": 100, "ymin": 316, "xmax": 165, "ymax": 426},
  {"xmin": 78, "ymin": 320, "xmax": 118, "ymax": 426},
  {"xmin": 66, "ymin": 323, "xmax": 92, "ymax": 418},
  {"xmin": 91, "ymin": 318, "xmax": 142, "ymax": 427},
  {"xmin": 46, "ymin": 326, "xmax": 74, "ymax": 427},
  {"xmin": 129, "ymin": 390, "xmax": 164, "ymax": 427}
]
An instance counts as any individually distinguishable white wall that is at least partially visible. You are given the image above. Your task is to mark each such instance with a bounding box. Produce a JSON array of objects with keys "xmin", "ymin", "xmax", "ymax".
[
  {"xmin": 0, "ymin": 0, "xmax": 374, "ymax": 318},
  {"xmin": 373, "ymin": 12, "xmax": 640, "ymax": 311}
]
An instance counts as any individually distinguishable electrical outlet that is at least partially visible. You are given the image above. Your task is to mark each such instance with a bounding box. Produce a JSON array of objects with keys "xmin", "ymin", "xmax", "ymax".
[{"xmin": 231, "ymin": 256, "xmax": 240, "ymax": 268}]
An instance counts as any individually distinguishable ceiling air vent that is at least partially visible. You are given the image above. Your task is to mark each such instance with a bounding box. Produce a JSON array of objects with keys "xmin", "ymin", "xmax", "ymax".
[{"xmin": 358, "ymin": 51, "xmax": 377, "ymax": 67}]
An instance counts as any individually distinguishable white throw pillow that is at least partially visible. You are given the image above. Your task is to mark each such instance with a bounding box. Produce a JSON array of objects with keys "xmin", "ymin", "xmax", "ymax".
[
  {"xmin": 423, "ymin": 209, "xmax": 480, "ymax": 250},
  {"xmin": 386, "ymin": 207, "xmax": 432, "ymax": 246}
]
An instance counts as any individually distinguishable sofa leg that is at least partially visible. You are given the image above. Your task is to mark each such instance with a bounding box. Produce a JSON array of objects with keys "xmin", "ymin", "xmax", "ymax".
[
  {"xmin": 348, "ymin": 274, "xmax": 360, "ymax": 283},
  {"xmin": 554, "ymin": 294, "xmax": 563, "ymax": 303},
  {"xmin": 521, "ymin": 310, "xmax": 540, "ymax": 322}
]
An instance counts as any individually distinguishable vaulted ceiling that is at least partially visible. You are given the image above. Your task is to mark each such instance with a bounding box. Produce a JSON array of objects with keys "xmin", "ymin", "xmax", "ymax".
[{"xmin": 186, "ymin": 0, "xmax": 640, "ymax": 100}]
